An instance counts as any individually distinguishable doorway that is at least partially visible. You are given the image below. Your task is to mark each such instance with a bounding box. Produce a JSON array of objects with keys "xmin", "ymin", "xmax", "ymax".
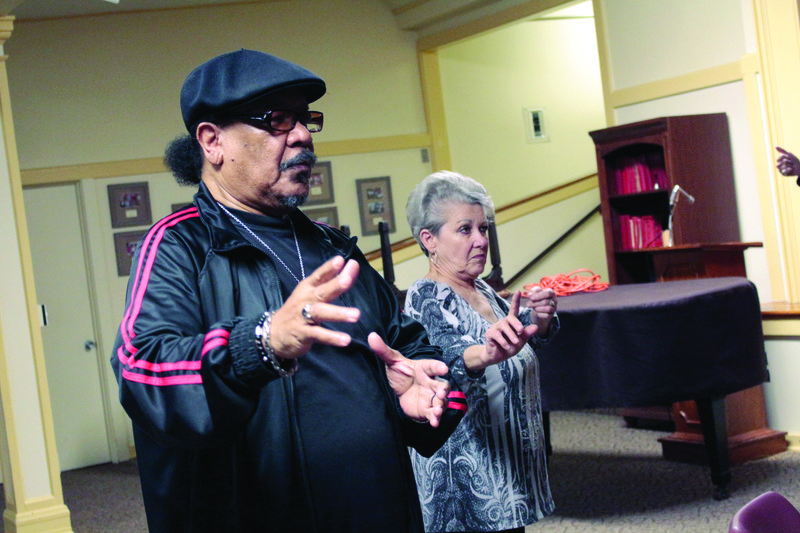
[{"xmin": 23, "ymin": 183, "xmax": 111, "ymax": 471}]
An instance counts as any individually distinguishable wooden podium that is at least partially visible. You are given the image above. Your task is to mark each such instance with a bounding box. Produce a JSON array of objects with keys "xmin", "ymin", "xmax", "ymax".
[
  {"xmin": 661, "ymin": 386, "xmax": 788, "ymax": 466},
  {"xmin": 618, "ymin": 241, "xmax": 760, "ymax": 282}
]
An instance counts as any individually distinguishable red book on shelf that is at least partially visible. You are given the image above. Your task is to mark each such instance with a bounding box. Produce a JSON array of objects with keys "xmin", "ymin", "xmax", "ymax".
[
  {"xmin": 642, "ymin": 216, "xmax": 663, "ymax": 248},
  {"xmin": 615, "ymin": 166, "xmax": 625, "ymax": 195},
  {"xmin": 632, "ymin": 157, "xmax": 652, "ymax": 192},
  {"xmin": 646, "ymin": 152, "xmax": 668, "ymax": 190},
  {"xmin": 619, "ymin": 215, "xmax": 631, "ymax": 250},
  {"xmin": 622, "ymin": 162, "xmax": 633, "ymax": 194}
]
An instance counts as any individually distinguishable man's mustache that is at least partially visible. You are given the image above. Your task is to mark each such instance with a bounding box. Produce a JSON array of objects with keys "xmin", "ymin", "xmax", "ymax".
[{"xmin": 280, "ymin": 150, "xmax": 317, "ymax": 172}]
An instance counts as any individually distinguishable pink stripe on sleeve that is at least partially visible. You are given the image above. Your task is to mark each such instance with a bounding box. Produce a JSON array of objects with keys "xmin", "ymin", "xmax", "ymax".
[
  {"xmin": 447, "ymin": 401, "xmax": 468, "ymax": 412},
  {"xmin": 131, "ymin": 359, "xmax": 203, "ymax": 372},
  {"xmin": 117, "ymin": 208, "xmax": 199, "ymax": 363},
  {"xmin": 201, "ymin": 337, "xmax": 228, "ymax": 356},
  {"xmin": 122, "ymin": 368, "xmax": 203, "ymax": 386}
]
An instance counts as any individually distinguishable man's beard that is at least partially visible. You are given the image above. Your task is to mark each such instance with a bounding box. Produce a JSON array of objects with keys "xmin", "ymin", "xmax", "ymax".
[
  {"xmin": 277, "ymin": 150, "xmax": 317, "ymax": 209},
  {"xmin": 281, "ymin": 194, "xmax": 307, "ymax": 209}
]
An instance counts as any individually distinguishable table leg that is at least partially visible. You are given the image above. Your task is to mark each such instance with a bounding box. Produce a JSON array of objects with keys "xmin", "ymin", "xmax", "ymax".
[
  {"xmin": 543, "ymin": 411, "xmax": 552, "ymax": 457},
  {"xmin": 695, "ymin": 396, "xmax": 731, "ymax": 500}
]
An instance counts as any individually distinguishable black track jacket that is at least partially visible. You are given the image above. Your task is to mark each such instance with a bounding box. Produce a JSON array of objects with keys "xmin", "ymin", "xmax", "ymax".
[{"xmin": 111, "ymin": 182, "xmax": 465, "ymax": 532}]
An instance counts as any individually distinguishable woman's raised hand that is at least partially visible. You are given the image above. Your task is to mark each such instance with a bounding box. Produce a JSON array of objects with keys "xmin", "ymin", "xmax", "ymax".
[
  {"xmin": 478, "ymin": 291, "xmax": 538, "ymax": 369},
  {"xmin": 522, "ymin": 285, "xmax": 557, "ymax": 336}
]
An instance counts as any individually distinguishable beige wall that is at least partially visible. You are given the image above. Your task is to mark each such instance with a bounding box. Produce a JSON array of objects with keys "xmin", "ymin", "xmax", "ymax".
[
  {"xmin": 404, "ymin": 10, "xmax": 608, "ymax": 287},
  {"xmin": 438, "ymin": 16, "xmax": 605, "ymax": 205},
  {"xmin": 7, "ymin": 0, "xmax": 425, "ymax": 167},
  {"xmin": 603, "ymin": 0, "xmax": 751, "ymax": 89},
  {"xmin": 8, "ymin": 0, "xmax": 442, "ymax": 256}
]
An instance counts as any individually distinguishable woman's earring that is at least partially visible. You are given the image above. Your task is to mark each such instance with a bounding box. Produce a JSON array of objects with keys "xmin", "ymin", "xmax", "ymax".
[{"xmin": 430, "ymin": 251, "xmax": 438, "ymax": 265}]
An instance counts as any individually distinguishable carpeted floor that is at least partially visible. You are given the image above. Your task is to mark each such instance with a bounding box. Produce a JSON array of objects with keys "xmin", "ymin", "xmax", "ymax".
[
  {"xmin": 59, "ymin": 459, "xmax": 146, "ymax": 532},
  {"xmin": 2, "ymin": 410, "xmax": 798, "ymax": 532},
  {"xmin": 536, "ymin": 410, "xmax": 800, "ymax": 532},
  {"xmin": 0, "ymin": 456, "xmax": 147, "ymax": 533}
]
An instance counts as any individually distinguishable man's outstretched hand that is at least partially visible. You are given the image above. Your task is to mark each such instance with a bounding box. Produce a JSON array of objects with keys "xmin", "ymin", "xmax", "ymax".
[
  {"xmin": 368, "ymin": 332, "xmax": 450, "ymax": 427},
  {"xmin": 269, "ymin": 256, "xmax": 361, "ymax": 360}
]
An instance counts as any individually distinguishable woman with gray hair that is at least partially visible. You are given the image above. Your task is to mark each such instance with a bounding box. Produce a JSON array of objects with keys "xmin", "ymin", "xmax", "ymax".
[{"xmin": 404, "ymin": 170, "xmax": 558, "ymax": 533}]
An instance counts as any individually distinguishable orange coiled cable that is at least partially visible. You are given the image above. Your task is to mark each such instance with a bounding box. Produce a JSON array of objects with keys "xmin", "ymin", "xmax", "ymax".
[{"xmin": 525, "ymin": 269, "xmax": 609, "ymax": 297}]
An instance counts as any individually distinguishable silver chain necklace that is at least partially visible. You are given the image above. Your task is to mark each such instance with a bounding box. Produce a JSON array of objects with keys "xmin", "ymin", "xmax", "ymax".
[{"xmin": 217, "ymin": 202, "xmax": 306, "ymax": 283}]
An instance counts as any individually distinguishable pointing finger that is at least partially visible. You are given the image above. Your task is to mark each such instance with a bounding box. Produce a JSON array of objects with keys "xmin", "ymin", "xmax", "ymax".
[{"xmin": 508, "ymin": 291, "xmax": 522, "ymax": 318}]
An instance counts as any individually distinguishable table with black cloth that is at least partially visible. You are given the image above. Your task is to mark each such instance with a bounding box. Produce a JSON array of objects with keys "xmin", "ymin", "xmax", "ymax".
[{"xmin": 536, "ymin": 276, "xmax": 769, "ymax": 499}]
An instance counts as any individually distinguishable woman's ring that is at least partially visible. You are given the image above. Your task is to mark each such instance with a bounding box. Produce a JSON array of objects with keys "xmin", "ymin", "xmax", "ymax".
[{"xmin": 302, "ymin": 304, "xmax": 316, "ymax": 324}]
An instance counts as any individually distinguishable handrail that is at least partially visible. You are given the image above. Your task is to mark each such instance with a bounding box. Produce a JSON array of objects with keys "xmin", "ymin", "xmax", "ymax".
[
  {"xmin": 364, "ymin": 173, "xmax": 598, "ymax": 261},
  {"xmin": 503, "ymin": 205, "xmax": 601, "ymax": 289}
]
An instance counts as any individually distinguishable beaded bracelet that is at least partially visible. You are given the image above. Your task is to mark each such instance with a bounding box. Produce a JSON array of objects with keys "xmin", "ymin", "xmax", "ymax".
[{"xmin": 255, "ymin": 311, "xmax": 297, "ymax": 378}]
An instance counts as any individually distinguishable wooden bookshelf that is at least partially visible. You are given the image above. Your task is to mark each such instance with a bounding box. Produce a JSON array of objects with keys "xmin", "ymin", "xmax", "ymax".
[
  {"xmin": 590, "ymin": 113, "xmax": 740, "ymax": 284},
  {"xmin": 589, "ymin": 114, "xmax": 787, "ymax": 465}
]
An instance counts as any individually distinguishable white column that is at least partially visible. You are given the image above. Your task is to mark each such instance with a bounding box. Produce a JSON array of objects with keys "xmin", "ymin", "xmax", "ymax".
[{"xmin": 0, "ymin": 16, "xmax": 73, "ymax": 533}]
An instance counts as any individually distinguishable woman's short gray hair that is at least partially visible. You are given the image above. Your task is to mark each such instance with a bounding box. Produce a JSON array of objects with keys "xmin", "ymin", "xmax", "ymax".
[{"xmin": 406, "ymin": 170, "xmax": 495, "ymax": 256}]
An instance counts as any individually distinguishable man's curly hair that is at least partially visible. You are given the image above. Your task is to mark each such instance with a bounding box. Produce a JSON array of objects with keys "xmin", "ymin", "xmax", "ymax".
[{"xmin": 164, "ymin": 134, "xmax": 204, "ymax": 186}]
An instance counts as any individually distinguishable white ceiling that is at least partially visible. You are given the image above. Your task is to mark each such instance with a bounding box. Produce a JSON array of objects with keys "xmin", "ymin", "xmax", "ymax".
[
  {"xmin": 5, "ymin": 0, "xmax": 270, "ymax": 20},
  {"xmin": 5, "ymin": 0, "xmax": 591, "ymax": 25}
]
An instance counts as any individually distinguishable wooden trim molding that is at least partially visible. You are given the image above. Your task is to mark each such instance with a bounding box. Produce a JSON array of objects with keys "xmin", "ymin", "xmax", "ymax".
[
  {"xmin": 317, "ymin": 133, "xmax": 431, "ymax": 157},
  {"xmin": 20, "ymin": 134, "xmax": 432, "ymax": 187},
  {"xmin": 22, "ymin": 157, "xmax": 168, "ymax": 187},
  {"xmin": 418, "ymin": 50, "xmax": 451, "ymax": 171},
  {"xmin": 762, "ymin": 302, "xmax": 800, "ymax": 336},
  {"xmin": 605, "ymin": 59, "xmax": 749, "ymax": 110},
  {"xmin": 494, "ymin": 174, "xmax": 597, "ymax": 225}
]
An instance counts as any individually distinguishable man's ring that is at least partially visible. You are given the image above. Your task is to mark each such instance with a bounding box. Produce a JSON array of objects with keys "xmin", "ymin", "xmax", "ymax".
[
  {"xmin": 549, "ymin": 299, "xmax": 555, "ymax": 306},
  {"xmin": 302, "ymin": 304, "xmax": 315, "ymax": 324}
]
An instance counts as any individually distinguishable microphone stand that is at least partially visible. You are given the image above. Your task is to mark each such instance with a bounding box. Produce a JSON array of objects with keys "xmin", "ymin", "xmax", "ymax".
[{"xmin": 667, "ymin": 184, "xmax": 695, "ymax": 247}]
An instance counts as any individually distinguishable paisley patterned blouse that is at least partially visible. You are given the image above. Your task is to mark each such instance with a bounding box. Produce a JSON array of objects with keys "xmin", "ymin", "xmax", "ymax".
[{"xmin": 404, "ymin": 278, "xmax": 557, "ymax": 532}]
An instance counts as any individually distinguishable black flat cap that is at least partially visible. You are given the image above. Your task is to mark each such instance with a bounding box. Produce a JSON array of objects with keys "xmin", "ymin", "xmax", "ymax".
[{"xmin": 180, "ymin": 49, "xmax": 326, "ymax": 133}]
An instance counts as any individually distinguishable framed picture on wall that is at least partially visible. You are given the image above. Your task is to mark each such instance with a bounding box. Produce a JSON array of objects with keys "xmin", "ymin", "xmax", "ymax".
[
  {"xmin": 356, "ymin": 176, "xmax": 395, "ymax": 236},
  {"xmin": 304, "ymin": 206, "xmax": 339, "ymax": 228},
  {"xmin": 113, "ymin": 230, "xmax": 147, "ymax": 276},
  {"xmin": 108, "ymin": 182, "xmax": 152, "ymax": 228},
  {"xmin": 305, "ymin": 161, "xmax": 335, "ymax": 206}
]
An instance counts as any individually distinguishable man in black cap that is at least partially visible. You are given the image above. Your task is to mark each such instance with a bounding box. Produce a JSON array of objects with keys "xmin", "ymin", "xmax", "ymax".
[{"xmin": 110, "ymin": 49, "xmax": 466, "ymax": 532}]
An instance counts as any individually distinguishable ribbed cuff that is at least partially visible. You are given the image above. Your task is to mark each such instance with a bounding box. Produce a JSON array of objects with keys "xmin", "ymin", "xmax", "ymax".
[{"xmin": 229, "ymin": 315, "xmax": 273, "ymax": 386}]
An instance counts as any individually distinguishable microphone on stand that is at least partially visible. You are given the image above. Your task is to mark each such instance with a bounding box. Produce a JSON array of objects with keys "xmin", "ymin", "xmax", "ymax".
[
  {"xmin": 670, "ymin": 184, "xmax": 695, "ymax": 207},
  {"xmin": 666, "ymin": 185, "xmax": 695, "ymax": 247}
]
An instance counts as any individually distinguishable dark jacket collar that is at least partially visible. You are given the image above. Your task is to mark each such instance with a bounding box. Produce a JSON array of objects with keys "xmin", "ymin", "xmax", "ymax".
[{"xmin": 193, "ymin": 181, "xmax": 358, "ymax": 258}]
